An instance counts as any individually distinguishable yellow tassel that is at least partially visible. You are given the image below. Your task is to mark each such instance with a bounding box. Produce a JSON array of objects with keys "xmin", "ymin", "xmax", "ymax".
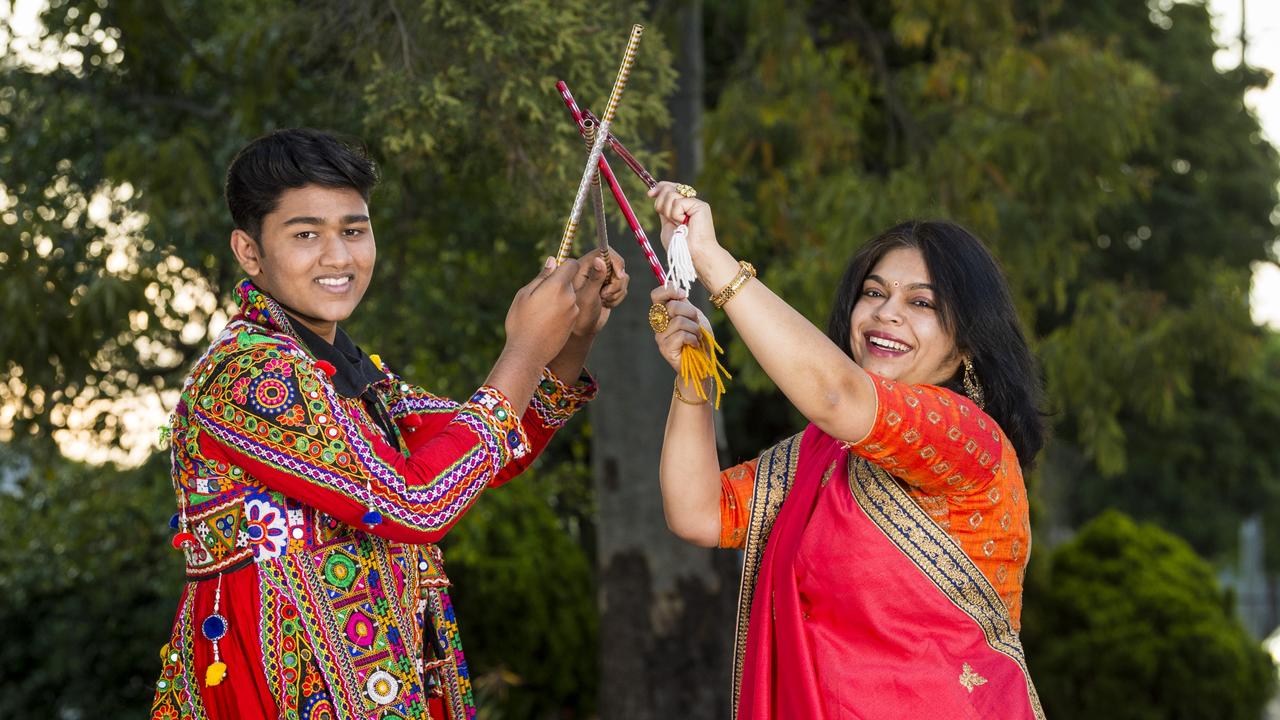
[
  {"xmin": 205, "ymin": 661, "xmax": 228, "ymax": 687},
  {"xmin": 679, "ymin": 327, "xmax": 732, "ymax": 408},
  {"xmin": 368, "ymin": 353, "xmax": 383, "ymax": 371}
]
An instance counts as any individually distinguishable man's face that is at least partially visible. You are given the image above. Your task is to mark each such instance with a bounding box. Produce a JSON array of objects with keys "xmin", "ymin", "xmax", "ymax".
[{"xmin": 231, "ymin": 184, "xmax": 375, "ymax": 341}]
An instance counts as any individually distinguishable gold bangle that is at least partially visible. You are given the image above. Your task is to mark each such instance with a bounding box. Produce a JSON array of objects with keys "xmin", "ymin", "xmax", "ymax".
[
  {"xmin": 710, "ymin": 260, "xmax": 757, "ymax": 310},
  {"xmin": 673, "ymin": 380, "xmax": 708, "ymax": 406}
]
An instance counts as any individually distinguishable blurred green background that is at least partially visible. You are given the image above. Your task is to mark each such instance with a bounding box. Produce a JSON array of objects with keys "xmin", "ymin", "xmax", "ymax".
[{"xmin": 2, "ymin": 1, "xmax": 1279, "ymax": 718}]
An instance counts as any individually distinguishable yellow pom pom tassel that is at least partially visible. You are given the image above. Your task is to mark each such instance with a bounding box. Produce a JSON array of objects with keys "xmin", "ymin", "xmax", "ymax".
[
  {"xmin": 205, "ymin": 661, "xmax": 228, "ymax": 687},
  {"xmin": 679, "ymin": 327, "xmax": 731, "ymax": 408}
]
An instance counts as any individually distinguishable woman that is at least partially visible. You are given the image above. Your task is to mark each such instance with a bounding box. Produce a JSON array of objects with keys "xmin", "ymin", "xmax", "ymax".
[{"xmin": 647, "ymin": 182, "xmax": 1045, "ymax": 719}]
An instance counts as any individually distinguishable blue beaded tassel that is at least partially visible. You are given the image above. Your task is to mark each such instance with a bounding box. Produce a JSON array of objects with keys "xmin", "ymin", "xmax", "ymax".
[
  {"xmin": 202, "ymin": 574, "xmax": 229, "ymax": 686},
  {"xmin": 362, "ymin": 479, "xmax": 383, "ymax": 527}
]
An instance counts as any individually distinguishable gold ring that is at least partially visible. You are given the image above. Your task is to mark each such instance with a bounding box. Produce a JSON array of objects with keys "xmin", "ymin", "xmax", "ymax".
[
  {"xmin": 648, "ymin": 303, "xmax": 671, "ymax": 333},
  {"xmin": 675, "ymin": 183, "xmax": 697, "ymax": 198}
]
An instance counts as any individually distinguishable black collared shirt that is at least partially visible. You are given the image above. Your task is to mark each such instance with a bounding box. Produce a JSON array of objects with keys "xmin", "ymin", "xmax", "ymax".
[{"xmin": 291, "ymin": 321, "xmax": 400, "ymax": 446}]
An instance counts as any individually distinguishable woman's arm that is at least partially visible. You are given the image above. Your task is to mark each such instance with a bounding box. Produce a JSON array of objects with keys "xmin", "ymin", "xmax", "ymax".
[
  {"xmin": 649, "ymin": 183, "xmax": 878, "ymax": 444},
  {"xmin": 651, "ymin": 285, "xmax": 723, "ymax": 547}
]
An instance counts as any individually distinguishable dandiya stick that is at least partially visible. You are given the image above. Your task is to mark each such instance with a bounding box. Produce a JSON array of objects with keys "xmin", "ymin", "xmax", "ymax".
[
  {"xmin": 583, "ymin": 122, "xmax": 617, "ymax": 283},
  {"xmin": 576, "ymin": 111, "xmax": 729, "ymax": 407},
  {"xmin": 556, "ymin": 80, "xmax": 666, "ymax": 284},
  {"xmin": 583, "ymin": 106, "xmax": 697, "ymax": 290},
  {"xmin": 582, "ymin": 108, "xmax": 656, "ymax": 189},
  {"xmin": 555, "ymin": 24, "xmax": 644, "ymax": 265},
  {"xmin": 583, "ymin": 123, "xmax": 610, "ymax": 255}
]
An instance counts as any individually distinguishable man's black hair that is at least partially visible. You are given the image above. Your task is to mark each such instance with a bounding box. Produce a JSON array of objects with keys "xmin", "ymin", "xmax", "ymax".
[{"xmin": 225, "ymin": 128, "xmax": 378, "ymax": 240}]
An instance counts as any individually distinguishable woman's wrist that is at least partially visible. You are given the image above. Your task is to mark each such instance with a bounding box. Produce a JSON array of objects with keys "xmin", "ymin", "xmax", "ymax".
[
  {"xmin": 694, "ymin": 245, "xmax": 740, "ymax": 295},
  {"xmin": 673, "ymin": 376, "xmax": 712, "ymax": 407}
]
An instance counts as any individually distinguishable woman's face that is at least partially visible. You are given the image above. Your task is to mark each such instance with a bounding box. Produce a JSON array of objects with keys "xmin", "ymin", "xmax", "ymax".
[{"xmin": 849, "ymin": 247, "xmax": 962, "ymax": 386}]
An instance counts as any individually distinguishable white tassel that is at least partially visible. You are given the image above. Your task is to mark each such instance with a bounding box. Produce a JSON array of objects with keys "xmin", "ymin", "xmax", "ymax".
[{"xmin": 665, "ymin": 223, "xmax": 697, "ymax": 293}]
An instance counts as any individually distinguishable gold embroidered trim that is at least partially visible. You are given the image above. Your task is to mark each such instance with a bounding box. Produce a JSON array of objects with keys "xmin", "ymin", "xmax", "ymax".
[
  {"xmin": 847, "ymin": 458, "xmax": 1045, "ymax": 719},
  {"xmin": 730, "ymin": 432, "xmax": 802, "ymax": 719}
]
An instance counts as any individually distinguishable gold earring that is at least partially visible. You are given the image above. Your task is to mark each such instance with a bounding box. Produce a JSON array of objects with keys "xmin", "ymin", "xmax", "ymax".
[{"xmin": 962, "ymin": 357, "xmax": 985, "ymax": 409}]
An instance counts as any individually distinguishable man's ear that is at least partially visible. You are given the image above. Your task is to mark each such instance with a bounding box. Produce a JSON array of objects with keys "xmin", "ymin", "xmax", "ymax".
[{"xmin": 230, "ymin": 229, "xmax": 263, "ymax": 276}]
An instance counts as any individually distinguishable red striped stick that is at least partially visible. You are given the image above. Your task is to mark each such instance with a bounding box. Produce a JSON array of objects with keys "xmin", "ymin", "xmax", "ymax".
[
  {"xmin": 556, "ymin": 81, "xmax": 666, "ymax": 284},
  {"xmin": 581, "ymin": 107, "xmax": 693, "ymax": 275}
]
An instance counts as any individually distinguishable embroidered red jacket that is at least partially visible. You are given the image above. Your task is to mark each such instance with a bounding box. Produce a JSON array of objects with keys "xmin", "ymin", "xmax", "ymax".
[{"xmin": 151, "ymin": 280, "xmax": 595, "ymax": 720}]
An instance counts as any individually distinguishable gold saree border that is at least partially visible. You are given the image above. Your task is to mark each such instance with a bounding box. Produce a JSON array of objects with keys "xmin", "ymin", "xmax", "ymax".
[
  {"xmin": 731, "ymin": 432, "xmax": 803, "ymax": 719},
  {"xmin": 848, "ymin": 458, "xmax": 1046, "ymax": 720}
]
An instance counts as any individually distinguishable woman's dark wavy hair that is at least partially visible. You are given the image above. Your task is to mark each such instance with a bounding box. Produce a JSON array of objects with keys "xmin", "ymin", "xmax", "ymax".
[
  {"xmin": 225, "ymin": 128, "xmax": 378, "ymax": 241},
  {"xmin": 826, "ymin": 220, "xmax": 1045, "ymax": 467}
]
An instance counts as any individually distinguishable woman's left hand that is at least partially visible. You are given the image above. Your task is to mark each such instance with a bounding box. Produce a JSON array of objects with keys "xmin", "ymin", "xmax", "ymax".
[{"xmin": 648, "ymin": 181, "xmax": 720, "ymax": 262}]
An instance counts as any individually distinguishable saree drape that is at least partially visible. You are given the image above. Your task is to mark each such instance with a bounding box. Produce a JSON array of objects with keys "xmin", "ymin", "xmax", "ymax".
[{"xmin": 732, "ymin": 425, "xmax": 1044, "ymax": 720}]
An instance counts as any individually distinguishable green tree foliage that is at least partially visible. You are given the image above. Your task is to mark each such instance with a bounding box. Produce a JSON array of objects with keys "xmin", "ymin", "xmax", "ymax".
[
  {"xmin": 6, "ymin": 0, "xmax": 1280, "ymax": 715},
  {"xmin": 1, "ymin": 0, "xmax": 675, "ymax": 439},
  {"xmin": 1021, "ymin": 510, "xmax": 1276, "ymax": 719},
  {"xmin": 1, "ymin": 1, "xmax": 675, "ymax": 716},
  {"xmin": 698, "ymin": 0, "xmax": 1280, "ymax": 568},
  {"xmin": 700, "ymin": 0, "xmax": 1157, "ymax": 460},
  {"xmin": 1036, "ymin": 0, "xmax": 1280, "ymax": 570},
  {"xmin": 0, "ymin": 447, "xmax": 182, "ymax": 717}
]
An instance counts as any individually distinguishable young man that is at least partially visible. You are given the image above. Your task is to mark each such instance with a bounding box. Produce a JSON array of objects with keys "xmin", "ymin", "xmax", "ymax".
[{"xmin": 150, "ymin": 128, "xmax": 627, "ymax": 720}]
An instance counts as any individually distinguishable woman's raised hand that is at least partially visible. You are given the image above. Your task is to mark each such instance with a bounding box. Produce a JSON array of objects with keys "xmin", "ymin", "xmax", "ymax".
[
  {"xmin": 650, "ymin": 284, "xmax": 711, "ymax": 373},
  {"xmin": 647, "ymin": 181, "xmax": 720, "ymax": 260}
]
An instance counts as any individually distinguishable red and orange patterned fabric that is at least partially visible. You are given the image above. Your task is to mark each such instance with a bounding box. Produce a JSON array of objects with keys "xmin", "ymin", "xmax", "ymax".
[{"xmin": 718, "ymin": 373, "xmax": 1030, "ymax": 626}]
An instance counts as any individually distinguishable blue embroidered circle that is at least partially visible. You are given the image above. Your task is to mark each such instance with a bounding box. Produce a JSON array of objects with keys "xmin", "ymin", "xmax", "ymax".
[
  {"xmin": 248, "ymin": 374, "xmax": 296, "ymax": 417},
  {"xmin": 202, "ymin": 613, "xmax": 228, "ymax": 641}
]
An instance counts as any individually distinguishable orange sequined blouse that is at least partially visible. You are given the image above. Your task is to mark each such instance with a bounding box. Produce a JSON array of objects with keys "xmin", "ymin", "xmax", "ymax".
[{"xmin": 719, "ymin": 373, "xmax": 1031, "ymax": 627}]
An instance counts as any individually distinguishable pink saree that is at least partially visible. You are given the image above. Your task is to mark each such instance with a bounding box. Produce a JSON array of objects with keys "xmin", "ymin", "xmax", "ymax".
[{"xmin": 732, "ymin": 425, "xmax": 1043, "ymax": 719}]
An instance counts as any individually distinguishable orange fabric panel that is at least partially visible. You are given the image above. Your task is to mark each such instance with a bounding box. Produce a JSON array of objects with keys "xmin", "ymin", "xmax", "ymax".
[
  {"xmin": 849, "ymin": 374, "xmax": 1004, "ymax": 496},
  {"xmin": 719, "ymin": 458, "xmax": 758, "ymax": 549},
  {"xmin": 848, "ymin": 373, "xmax": 1031, "ymax": 627}
]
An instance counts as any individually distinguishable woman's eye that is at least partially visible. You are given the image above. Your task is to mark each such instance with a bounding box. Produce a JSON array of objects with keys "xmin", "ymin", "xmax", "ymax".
[
  {"xmin": 862, "ymin": 288, "xmax": 884, "ymax": 298},
  {"xmin": 912, "ymin": 299, "xmax": 934, "ymax": 309}
]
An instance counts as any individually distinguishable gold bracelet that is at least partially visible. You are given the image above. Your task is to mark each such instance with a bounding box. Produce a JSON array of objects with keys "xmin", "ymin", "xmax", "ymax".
[
  {"xmin": 673, "ymin": 380, "xmax": 709, "ymax": 406},
  {"xmin": 710, "ymin": 260, "xmax": 757, "ymax": 309}
]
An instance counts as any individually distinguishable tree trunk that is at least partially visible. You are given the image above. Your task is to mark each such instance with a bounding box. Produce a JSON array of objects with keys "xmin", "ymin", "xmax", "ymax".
[{"xmin": 590, "ymin": 3, "xmax": 737, "ymax": 718}]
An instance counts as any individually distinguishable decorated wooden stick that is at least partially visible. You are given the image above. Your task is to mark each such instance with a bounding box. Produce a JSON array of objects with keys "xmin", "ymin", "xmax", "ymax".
[
  {"xmin": 580, "ymin": 108, "xmax": 698, "ymax": 293},
  {"xmin": 583, "ymin": 123, "xmax": 611, "ymax": 254},
  {"xmin": 570, "ymin": 98, "xmax": 729, "ymax": 404},
  {"xmin": 581, "ymin": 108, "xmax": 657, "ymax": 189},
  {"xmin": 555, "ymin": 24, "xmax": 644, "ymax": 265},
  {"xmin": 556, "ymin": 80, "xmax": 666, "ymax": 284}
]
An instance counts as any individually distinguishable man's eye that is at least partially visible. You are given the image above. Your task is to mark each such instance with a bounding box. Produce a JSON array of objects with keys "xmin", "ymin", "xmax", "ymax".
[
  {"xmin": 342, "ymin": 228, "xmax": 364, "ymax": 237},
  {"xmin": 295, "ymin": 231, "xmax": 318, "ymax": 240}
]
